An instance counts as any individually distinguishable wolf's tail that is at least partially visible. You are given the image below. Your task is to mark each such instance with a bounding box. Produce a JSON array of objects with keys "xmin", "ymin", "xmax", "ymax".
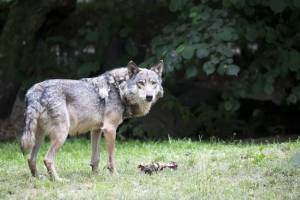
[
  {"xmin": 21, "ymin": 105, "xmax": 40, "ymax": 155},
  {"xmin": 21, "ymin": 85, "xmax": 44, "ymax": 155}
]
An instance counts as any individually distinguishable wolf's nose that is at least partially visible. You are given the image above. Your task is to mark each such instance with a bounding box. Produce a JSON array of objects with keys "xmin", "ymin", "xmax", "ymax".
[{"xmin": 146, "ymin": 95, "xmax": 153, "ymax": 102}]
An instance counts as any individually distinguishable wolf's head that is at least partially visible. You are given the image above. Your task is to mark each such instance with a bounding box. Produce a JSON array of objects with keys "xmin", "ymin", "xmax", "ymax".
[{"xmin": 119, "ymin": 60, "xmax": 164, "ymax": 115}]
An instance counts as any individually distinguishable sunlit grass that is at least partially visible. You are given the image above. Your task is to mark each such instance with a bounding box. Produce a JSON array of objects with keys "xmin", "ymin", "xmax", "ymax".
[{"xmin": 0, "ymin": 137, "xmax": 299, "ymax": 199}]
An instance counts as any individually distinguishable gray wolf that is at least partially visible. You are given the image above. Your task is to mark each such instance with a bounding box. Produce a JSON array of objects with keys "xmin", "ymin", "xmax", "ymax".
[{"xmin": 20, "ymin": 60, "xmax": 164, "ymax": 181}]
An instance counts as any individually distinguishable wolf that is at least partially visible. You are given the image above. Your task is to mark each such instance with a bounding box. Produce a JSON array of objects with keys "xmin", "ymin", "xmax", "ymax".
[{"xmin": 20, "ymin": 60, "xmax": 163, "ymax": 181}]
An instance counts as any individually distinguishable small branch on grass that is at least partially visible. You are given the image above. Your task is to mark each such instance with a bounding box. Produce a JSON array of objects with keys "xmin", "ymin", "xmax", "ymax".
[{"xmin": 138, "ymin": 161, "xmax": 178, "ymax": 175}]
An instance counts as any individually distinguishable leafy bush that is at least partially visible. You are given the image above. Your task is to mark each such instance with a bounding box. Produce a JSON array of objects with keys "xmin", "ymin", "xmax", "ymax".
[{"xmin": 139, "ymin": 0, "xmax": 300, "ymax": 136}]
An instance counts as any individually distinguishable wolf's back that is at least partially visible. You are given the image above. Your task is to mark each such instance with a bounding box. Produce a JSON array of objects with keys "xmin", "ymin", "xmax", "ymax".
[{"xmin": 21, "ymin": 82, "xmax": 45, "ymax": 154}]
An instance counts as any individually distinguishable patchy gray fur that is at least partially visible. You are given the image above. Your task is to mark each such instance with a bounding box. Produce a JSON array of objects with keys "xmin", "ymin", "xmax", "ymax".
[{"xmin": 20, "ymin": 60, "xmax": 164, "ymax": 181}]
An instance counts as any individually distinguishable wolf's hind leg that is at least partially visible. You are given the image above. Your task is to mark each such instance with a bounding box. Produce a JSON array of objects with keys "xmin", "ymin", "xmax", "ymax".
[
  {"xmin": 44, "ymin": 126, "xmax": 68, "ymax": 181},
  {"xmin": 90, "ymin": 129, "xmax": 102, "ymax": 173},
  {"xmin": 28, "ymin": 129, "xmax": 44, "ymax": 177}
]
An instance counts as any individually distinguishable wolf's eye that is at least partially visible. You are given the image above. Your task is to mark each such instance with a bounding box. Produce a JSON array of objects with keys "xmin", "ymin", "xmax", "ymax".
[
  {"xmin": 137, "ymin": 80, "xmax": 145, "ymax": 87},
  {"xmin": 151, "ymin": 81, "xmax": 157, "ymax": 85}
]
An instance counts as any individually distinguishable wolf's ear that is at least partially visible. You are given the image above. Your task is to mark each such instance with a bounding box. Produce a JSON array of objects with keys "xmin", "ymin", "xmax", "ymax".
[
  {"xmin": 127, "ymin": 60, "xmax": 140, "ymax": 78},
  {"xmin": 150, "ymin": 60, "xmax": 164, "ymax": 77}
]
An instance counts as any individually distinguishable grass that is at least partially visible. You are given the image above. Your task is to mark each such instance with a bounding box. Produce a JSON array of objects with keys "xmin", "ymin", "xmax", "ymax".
[{"xmin": 0, "ymin": 137, "xmax": 300, "ymax": 200}]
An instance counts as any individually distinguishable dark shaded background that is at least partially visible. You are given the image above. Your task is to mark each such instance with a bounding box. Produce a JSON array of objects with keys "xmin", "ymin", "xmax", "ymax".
[{"xmin": 0, "ymin": 0, "xmax": 300, "ymax": 140}]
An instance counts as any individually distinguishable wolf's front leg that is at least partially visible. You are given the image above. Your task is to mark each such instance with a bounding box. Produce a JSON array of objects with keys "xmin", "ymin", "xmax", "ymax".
[
  {"xmin": 102, "ymin": 110, "xmax": 123, "ymax": 173},
  {"xmin": 103, "ymin": 126, "xmax": 117, "ymax": 173},
  {"xmin": 90, "ymin": 129, "xmax": 102, "ymax": 173}
]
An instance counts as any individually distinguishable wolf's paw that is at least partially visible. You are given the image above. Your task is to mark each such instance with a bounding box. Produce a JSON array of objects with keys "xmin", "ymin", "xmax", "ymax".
[
  {"xmin": 107, "ymin": 166, "xmax": 118, "ymax": 175},
  {"xmin": 90, "ymin": 164, "xmax": 99, "ymax": 174}
]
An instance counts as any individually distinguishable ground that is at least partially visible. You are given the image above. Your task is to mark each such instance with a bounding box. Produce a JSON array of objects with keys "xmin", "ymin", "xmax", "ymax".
[{"xmin": 0, "ymin": 137, "xmax": 300, "ymax": 200}]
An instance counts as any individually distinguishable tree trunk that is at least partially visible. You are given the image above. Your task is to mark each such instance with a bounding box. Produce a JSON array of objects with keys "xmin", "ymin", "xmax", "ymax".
[{"xmin": 0, "ymin": 0, "xmax": 76, "ymax": 118}]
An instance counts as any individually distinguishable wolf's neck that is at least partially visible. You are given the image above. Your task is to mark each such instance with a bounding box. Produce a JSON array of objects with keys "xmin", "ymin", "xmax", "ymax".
[{"xmin": 123, "ymin": 101, "xmax": 152, "ymax": 119}]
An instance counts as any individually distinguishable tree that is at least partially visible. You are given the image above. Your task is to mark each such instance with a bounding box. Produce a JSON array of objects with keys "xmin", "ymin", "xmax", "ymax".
[{"xmin": 0, "ymin": 0, "xmax": 76, "ymax": 118}]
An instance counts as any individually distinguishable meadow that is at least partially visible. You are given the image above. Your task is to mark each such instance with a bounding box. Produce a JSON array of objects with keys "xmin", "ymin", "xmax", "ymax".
[{"xmin": 0, "ymin": 137, "xmax": 299, "ymax": 200}]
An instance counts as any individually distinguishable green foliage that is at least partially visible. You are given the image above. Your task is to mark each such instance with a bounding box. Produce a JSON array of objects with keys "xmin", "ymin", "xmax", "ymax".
[
  {"xmin": 149, "ymin": 1, "xmax": 242, "ymax": 77},
  {"xmin": 169, "ymin": 0, "xmax": 187, "ymax": 12},
  {"xmin": 141, "ymin": 0, "xmax": 300, "ymax": 135}
]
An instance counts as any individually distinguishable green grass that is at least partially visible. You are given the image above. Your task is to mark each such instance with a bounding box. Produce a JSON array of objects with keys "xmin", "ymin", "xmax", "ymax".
[{"xmin": 0, "ymin": 138, "xmax": 300, "ymax": 200}]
